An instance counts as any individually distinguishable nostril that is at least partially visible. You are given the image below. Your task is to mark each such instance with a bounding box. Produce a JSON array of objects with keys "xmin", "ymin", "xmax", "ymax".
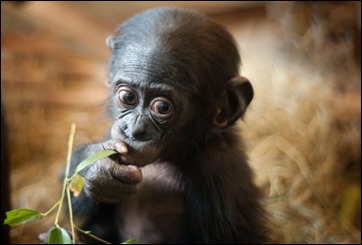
[
  {"xmin": 129, "ymin": 115, "xmax": 152, "ymax": 141},
  {"xmin": 131, "ymin": 130, "xmax": 149, "ymax": 141}
]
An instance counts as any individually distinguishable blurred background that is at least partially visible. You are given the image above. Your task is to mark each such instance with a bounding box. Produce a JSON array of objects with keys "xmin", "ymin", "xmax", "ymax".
[{"xmin": 1, "ymin": 1, "xmax": 360, "ymax": 243}]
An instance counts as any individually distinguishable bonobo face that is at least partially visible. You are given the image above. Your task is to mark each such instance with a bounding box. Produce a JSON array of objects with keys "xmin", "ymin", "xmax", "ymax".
[
  {"xmin": 105, "ymin": 7, "xmax": 252, "ymax": 167},
  {"xmin": 110, "ymin": 78, "xmax": 189, "ymax": 167}
]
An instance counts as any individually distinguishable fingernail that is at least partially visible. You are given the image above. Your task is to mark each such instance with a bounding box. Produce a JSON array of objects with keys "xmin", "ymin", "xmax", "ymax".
[
  {"xmin": 115, "ymin": 142, "xmax": 128, "ymax": 154},
  {"xmin": 120, "ymin": 144, "xmax": 128, "ymax": 154}
]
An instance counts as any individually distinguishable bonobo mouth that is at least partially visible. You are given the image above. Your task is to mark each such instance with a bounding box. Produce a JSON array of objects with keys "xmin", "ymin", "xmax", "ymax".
[{"xmin": 111, "ymin": 125, "xmax": 161, "ymax": 167}]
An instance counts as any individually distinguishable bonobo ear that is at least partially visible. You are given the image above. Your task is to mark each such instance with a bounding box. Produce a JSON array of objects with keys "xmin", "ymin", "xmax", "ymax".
[
  {"xmin": 213, "ymin": 76, "xmax": 254, "ymax": 128},
  {"xmin": 106, "ymin": 35, "xmax": 115, "ymax": 52}
]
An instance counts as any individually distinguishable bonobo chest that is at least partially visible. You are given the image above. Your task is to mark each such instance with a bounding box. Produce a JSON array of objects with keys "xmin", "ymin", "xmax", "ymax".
[{"xmin": 115, "ymin": 163, "xmax": 186, "ymax": 244}]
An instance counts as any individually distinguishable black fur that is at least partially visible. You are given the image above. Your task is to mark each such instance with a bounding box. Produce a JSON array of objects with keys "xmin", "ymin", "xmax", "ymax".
[{"xmin": 69, "ymin": 7, "xmax": 269, "ymax": 244}]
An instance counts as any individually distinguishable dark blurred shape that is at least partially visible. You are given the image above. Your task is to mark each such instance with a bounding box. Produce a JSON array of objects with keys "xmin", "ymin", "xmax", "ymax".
[
  {"xmin": 1, "ymin": 104, "xmax": 10, "ymax": 244},
  {"xmin": 2, "ymin": 0, "xmax": 27, "ymax": 8}
]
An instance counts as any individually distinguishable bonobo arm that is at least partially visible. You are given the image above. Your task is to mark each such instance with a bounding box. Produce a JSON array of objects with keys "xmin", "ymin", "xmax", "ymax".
[{"xmin": 69, "ymin": 140, "xmax": 142, "ymax": 217}]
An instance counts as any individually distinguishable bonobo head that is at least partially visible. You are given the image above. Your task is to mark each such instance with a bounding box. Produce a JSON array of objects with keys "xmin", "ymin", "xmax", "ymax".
[{"xmin": 106, "ymin": 7, "xmax": 253, "ymax": 166}]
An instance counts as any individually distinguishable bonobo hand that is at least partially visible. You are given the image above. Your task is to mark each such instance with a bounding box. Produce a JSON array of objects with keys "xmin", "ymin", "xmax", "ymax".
[{"xmin": 82, "ymin": 139, "xmax": 143, "ymax": 203}]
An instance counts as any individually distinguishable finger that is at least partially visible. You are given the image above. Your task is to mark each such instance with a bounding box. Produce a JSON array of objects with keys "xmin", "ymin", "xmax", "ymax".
[
  {"xmin": 114, "ymin": 141, "xmax": 128, "ymax": 154},
  {"xmin": 101, "ymin": 140, "xmax": 128, "ymax": 154},
  {"xmin": 101, "ymin": 140, "xmax": 116, "ymax": 151},
  {"xmin": 84, "ymin": 179, "xmax": 137, "ymax": 203},
  {"xmin": 110, "ymin": 163, "xmax": 142, "ymax": 184}
]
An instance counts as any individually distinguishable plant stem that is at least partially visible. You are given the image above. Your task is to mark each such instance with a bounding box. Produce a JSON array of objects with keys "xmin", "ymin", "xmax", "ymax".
[
  {"xmin": 54, "ymin": 123, "xmax": 76, "ymax": 226},
  {"xmin": 66, "ymin": 187, "xmax": 75, "ymax": 244},
  {"xmin": 65, "ymin": 123, "xmax": 76, "ymax": 184},
  {"xmin": 44, "ymin": 199, "xmax": 61, "ymax": 216},
  {"xmin": 75, "ymin": 226, "xmax": 112, "ymax": 244}
]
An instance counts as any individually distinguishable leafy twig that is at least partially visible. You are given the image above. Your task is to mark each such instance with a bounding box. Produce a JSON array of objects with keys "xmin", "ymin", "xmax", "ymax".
[{"xmin": 3, "ymin": 123, "xmax": 135, "ymax": 244}]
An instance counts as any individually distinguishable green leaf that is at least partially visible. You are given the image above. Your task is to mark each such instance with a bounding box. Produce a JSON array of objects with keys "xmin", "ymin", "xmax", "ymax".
[
  {"xmin": 48, "ymin": 226, "xmax": 72, "ymax": 244},
  {"xmin": 3, "ymin": 208, "xmax": 44, "ymax": 227},
  {"xmin": 73, "ymin": 150, "xmax": 117, "ymax": 176},
  {"xmin": 69, "ymin": 174, "xmax": 85, "ymax": 197},
  {"xmin": 121, "ymin": 239, "xmax": 137, "ymax": 244}
]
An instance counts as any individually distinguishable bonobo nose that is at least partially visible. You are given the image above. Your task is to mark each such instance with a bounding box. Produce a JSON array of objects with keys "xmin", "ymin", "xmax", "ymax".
[
  {"xmin": 124, "ymin": 115, "xmax": 153, "ymax": 142},
  {"xmin": 131, "ymin": 128, "xmax": 150, "ymax": 141}
]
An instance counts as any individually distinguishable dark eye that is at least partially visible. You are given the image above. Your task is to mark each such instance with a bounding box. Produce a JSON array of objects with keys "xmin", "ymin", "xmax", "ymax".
[
  {"xmin": 150, "ymin": 98, "xmax": 174, "ymax": 119},
  {"xmin": 118, "ymin": 86, "xmax": 138, "ymax": 106}
]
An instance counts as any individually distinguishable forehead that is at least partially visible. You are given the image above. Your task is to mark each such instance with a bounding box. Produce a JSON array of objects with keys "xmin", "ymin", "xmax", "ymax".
[{"xmin": 110, "ymin": 45, "xmax": 195, "ymax": 95}]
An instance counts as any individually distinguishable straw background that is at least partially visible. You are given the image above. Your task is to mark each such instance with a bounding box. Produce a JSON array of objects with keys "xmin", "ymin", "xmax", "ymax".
[{"xmin": 1, "ymin": 2, "xmax": 360, "ymax": 243}]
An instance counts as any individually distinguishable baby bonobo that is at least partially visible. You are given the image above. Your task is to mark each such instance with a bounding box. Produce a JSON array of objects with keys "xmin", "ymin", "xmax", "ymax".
[{"xmin": 69, "ymin": 7, "xmax": 269, "ymax": 244}]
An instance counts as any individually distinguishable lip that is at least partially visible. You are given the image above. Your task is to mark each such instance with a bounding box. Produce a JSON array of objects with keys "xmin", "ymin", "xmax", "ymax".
[
  {"xmin": 112, "ymin": 126, "xmax": 160, "ymax": 166},
  {"xmin": 118, "ymin": 143, "xmax": 159, "ymax": 167},
  {"xmin": 120, "ymin": 133, "xmax": 156, "ymax": 152}
]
